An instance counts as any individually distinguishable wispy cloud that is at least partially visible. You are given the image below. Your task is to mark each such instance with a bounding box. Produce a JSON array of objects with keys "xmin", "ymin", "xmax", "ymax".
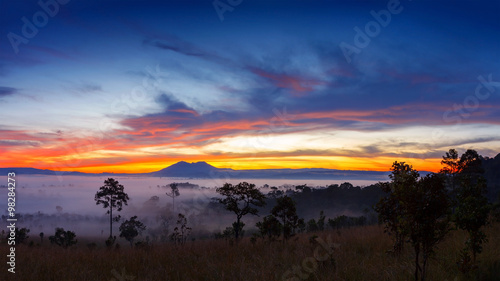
[
  {"xmin": 0, "ymin": 139, "xmax": 42, "ymax": 147},
  {"xmin": 0, "ymin": 87, "xmax": 17, "ymax": 97},
  {"xmin": 64, "ymin": 81, "xmax": 102, "ymax": 94},
  {"xmin": 249, "ymin": 67, "xmax": 326, "ymax": 95}
]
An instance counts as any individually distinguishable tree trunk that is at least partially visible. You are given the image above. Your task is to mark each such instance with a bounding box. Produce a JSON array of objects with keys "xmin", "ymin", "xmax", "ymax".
[
  {"xmin": 422, "ymin": 252, "xmax": 428, "ymax": 281},
  {"xmin": 414, "ymin": 244, "xmax": 420, "ymax": 281},
  {"xmin": 235, "ymin": 217, "xmax": 240, "ymax": 240},
  {"xmin": 472, "ymin": 247, "xmax": 477, "ymax": 264},
  {"xmin": 282, "ymin": 214, "xmax": 286, "ymax": 241},
  {"xmin": 109, "ymin": 199, "xmax": 113, "ymax": 238}
]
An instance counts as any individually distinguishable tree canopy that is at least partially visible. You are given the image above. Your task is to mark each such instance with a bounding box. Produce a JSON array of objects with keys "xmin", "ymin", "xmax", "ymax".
[
  {"xmin": 215, "ymin": 182, "xmax": 266, "ymax": 240},
  {"xmin": 119, "ymin": 216, "xmax": 146, "ymax": 247},
  {"xmin": 95, "ymin": 178, "xmax": 130, "ymax": 238}
]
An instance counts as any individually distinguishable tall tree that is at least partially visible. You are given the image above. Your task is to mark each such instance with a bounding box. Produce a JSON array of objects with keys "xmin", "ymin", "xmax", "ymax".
[
  {"xmin": 440, "ymin": 149, "xmax": 490, "ymax": 270},
  {"xmin": 406, "ymin": 174, "xmax": 450, "ymax": 281},
  {"xmin": 215, "ymin": 182, "xmax": 266, "ymax": 240},
  {"xmin": 454, "ymin": 177, "xmax": 489, "ymax": 265},
  {"xmin": 440, "ymin": 148, "xmax": 460, "ymax": 193},
  {"xmin": 375, "ymin": 161, "xmax": 420, "ymax": 254},
  {"xmin": 166, "ymin": 183, "xmax": 180, "ymax": 212},
  {"xmin": 376, "ymin": 163, "xmax": 450, "ymax": 281},
  {"xmin": 95, "ymin": 178, "xmax": 130, "ymax": 239},
  {"xmin": 455, "ymin": 149, "xmax": 489, "ymax": 268}
]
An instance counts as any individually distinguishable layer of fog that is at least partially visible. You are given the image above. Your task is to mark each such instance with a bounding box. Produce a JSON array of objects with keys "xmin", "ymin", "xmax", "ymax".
[{"xmin": 0, "ymin": 175, "xmax": 378, "ymax": 241}]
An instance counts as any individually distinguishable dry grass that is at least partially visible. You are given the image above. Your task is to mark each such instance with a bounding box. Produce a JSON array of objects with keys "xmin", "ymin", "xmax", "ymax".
[{"xmin": 2, "ymin": 223, "xmax": 499, "ymax": 281}]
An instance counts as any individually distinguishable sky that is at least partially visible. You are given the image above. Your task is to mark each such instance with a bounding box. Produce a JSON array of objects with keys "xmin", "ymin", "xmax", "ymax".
[{"xmin": 1, "ymin": 0, "xmax": 499, "ymax": 173}]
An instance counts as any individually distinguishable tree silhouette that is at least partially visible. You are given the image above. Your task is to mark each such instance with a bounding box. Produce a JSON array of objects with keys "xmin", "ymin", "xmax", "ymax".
[
  {"xmin": 307, "ymin": 219, "xmax": 319, "ymax": 232},
  {"xmin": 94, "ymin": 178, "xmax": 130, "ymax": 239},
  {"xmin": 375, "ymin": 161, "xmax": 419, "ymax": 255},
  {"xmin": 440, "ymin": 148, "xmax": 460, "ymax": 194},
  {"xmin": 317, "ymin": 210, "xmax": 326, "ymax": 231},
  {"xmin": 256, "ymin": 215, "xmax": 281, "ymax": 241},
  {"xmin": 493, "ymin": 193, "xmax": 500, "ymax": 222},
  {"xmin": 447, "ymin": 149, "xmax": 490, "ymax": 270},
  {"xmin": 407, "ymin": 173, "xmax": 450, "ymax": 281},
  {"xmin": 119, "ymin": 216, "xmax": 146, "ymax": 247},
  {"xmin": 49, "ymin": 228, "xmax": 77, "ymax": 248},
  {"xmin": 166, "ymin": 183, "xmax": 180, "ymax": 212},
  {"xmin": 376, "ymin": 162, "xmax": 450, "ymax": 281},
  {"xmin": 270, "ymin": 195, "xmax": 304, "ymax": 240},
  {"xmin": 215, "ymin": 182, "xmax": 266, "ymax": 240},
  {"xmin": 170, "ymin": 213, "xmax": 192, "ymax": 245},
  {"xmin": 14, "ymin": 227, "xmax": 30, "ymax": 244},
  {"xmin": 459, "ymin": 149, "xmax": 484, "ymax": 178},
  {"xmin": 439, "ymin": 149, "xmax": 490, "ymax": 271}
]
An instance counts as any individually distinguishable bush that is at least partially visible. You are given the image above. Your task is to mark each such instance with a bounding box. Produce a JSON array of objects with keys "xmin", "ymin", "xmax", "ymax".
[
  {"xmin": 15, "ymin": 227, "xmax": 30, "ymax": 244},
  {"xmin": 49, "ymin": 228, "xmax": 77, "ymax": 248}
]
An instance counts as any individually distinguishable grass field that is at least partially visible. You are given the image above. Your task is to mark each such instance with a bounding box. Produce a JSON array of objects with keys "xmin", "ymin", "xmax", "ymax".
[{"xmin": 2, "ymin": 222, "xmax": 499, "ymax": 281}]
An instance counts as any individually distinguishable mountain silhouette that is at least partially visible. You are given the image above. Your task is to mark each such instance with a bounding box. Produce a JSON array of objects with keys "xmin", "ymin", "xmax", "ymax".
[{"xmin": 151, "ymin": 161, "xmax": 230, "ymax": 177}]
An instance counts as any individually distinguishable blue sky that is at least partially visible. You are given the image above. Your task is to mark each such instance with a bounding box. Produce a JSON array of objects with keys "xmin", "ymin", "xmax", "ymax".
[{"xmin": 1, "ymin": 0, "xmax": 499, "ymax": 172}]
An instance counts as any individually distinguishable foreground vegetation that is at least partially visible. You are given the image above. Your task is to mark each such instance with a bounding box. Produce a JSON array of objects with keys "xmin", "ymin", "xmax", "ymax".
[{"xmin": 1, "ymin": 222, "xmax": 499, "ymax": 281}]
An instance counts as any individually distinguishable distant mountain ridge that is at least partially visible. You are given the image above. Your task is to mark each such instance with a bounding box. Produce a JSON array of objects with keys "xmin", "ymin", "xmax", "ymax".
[
  {"xmin": 0, "ymin": 167, "xmax": 87, "ymax": 176},
  {"xmin": 0, "ymin": 161, "xmax": 393, "ymax": 180}
]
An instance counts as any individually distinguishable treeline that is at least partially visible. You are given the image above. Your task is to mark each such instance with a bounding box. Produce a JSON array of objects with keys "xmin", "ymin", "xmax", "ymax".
[{"xmin": 276, "ymin": 182, "xmax": 384, "ymax": 219}]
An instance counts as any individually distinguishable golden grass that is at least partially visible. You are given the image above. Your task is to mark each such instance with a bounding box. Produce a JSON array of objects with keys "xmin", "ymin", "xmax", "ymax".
[{"xmin": 2, "ymin": 223, "xmax": 499, "ymax": 281}]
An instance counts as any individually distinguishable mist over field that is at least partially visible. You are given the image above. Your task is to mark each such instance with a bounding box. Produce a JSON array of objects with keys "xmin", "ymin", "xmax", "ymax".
[{"xmin": 0, "ymin": 175, "xmax": 378, "ymax": 239}]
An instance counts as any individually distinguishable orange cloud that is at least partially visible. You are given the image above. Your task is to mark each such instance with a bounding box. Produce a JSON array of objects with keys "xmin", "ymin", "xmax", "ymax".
[{"xmin": 169, "ymin": 108, "xmax": 200, "ymax": 116}]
